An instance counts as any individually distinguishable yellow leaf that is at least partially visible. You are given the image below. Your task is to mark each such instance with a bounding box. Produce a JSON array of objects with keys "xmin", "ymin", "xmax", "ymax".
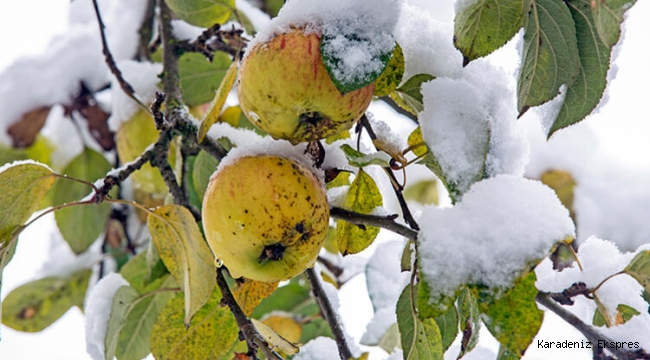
[
  {"xmin": 233, "ymin": 278, "xmax": 279, "ymax": 316},
  {"xmin": 251, "ymin": 318, "xmax": 300, "ymax": 355},
  {"xmin": 219, "ymin": 106, "xmax": 242, "ymax": 127},
  {"xmin": 198, "ymin": 61, "xmax": 239, "ymax": 143},
  {"xmin": 261, "ymin": 314, "xmax": 303, "ymax": 344},
  {"xmin": 147, "ymin": 205, "xmax": 216, "ymax": 326},
  {"xmin": 540, "ymin": 169, "xmax": 576, "ymax": 220}
]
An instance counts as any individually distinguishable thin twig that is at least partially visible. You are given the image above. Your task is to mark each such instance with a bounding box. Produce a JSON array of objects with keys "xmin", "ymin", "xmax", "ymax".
[
  {"xmin": 359, "ymin": 114, "xmax": 419, "ymax": 230},
  {"xmin": 91, "ymin": 0, "xmax": 150, "ymax": 113},
  {"xmin": 305, "ymin": 268, "xmax": 353, "ymax": 360},
  {"xmin": 330, "ymin": 207, "xmax": 418, "ymax": 241},
  {"xmin": 216, "ymin": 269, "xmax": 283, "ymax": 360}
]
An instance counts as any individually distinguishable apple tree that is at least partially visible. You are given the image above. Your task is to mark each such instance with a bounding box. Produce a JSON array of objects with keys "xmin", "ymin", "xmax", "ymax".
[{"xmin": 1, "ymin": 0, "xmax": 649, "ymax": 359}]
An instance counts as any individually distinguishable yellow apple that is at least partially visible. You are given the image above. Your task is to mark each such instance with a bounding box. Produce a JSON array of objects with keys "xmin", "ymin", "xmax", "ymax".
[
  {"xmin": 201, "ymin": 155, "xmax": 329, "ymax": 282},
  {"xmin": 237, "ymin": 28, "xmax": 374, "ymax": 144}
]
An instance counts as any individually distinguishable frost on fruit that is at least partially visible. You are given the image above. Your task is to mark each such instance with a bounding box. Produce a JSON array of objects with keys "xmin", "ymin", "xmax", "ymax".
[
  {"xmin": 237, "ymin": 28, "xmax": 374, "ymax": 144},
  {"xmin": 201, "ymin": 155, "xmax": 329, "ymax": 282}
]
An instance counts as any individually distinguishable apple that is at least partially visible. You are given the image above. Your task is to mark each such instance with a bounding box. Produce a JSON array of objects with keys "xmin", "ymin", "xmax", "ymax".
[
  {"xmin": 237, "ymin": 28, "xmax": 375, "ymax": 144},
  {"xmin": 201, "ymin": 155, "xmax": 329, "ymax": 282}
]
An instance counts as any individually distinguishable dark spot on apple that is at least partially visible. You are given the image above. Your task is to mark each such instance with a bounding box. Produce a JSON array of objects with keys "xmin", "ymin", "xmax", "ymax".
[{"xmin": 259, "ymin": 243, "xmax": 286, "ymax": 262}]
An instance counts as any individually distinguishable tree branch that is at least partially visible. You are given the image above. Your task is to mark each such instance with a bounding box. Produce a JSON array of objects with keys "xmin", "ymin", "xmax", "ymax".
[
  {"xmin": 158, "ymin": 0, "xmax": 183, "ymax": 111},
  {"xmin": 305, "ymin": 268, "xmax": 353, "ymax": 360},
  {"xmin": 91, "ymin": 0, "xmax": 150, "ymax": 113},
  {"xmin": 216, "ymin": 269, "xmax": 283, "ymax": 360},
  {"xmin": 330, "ymin": 207, "xmax": 418, "ymax": 241}
]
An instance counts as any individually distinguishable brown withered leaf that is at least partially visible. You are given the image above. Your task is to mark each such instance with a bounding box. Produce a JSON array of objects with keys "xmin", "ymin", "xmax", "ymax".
[{"xmin": 7, "ymin": 106, "xmax": 51, "ymax": 148}]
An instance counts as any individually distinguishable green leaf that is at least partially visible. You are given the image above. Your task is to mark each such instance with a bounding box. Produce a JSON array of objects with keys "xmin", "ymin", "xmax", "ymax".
[
  {"xmin": 147, "ymin": 205, "xmax": 216, "ymax": 326},
  {"xmin": 623, "ymin": 250, "xmax": 650, "ymax": 294},
  {"xmin": 474, "ymin": 272, "xmax": 543, "ymax": 356},
  {"xmin": 1, "ymin": 270, "xmax": 91, "ymax": 332},
  {"xmin": 517, "ymin": 0, "xmax": 579, "ymax": 116},
  {"xmin": 616, "ymin": 304, "xmax": 640, "ymax": 325},
  {"xmin": 179, "ymin": 52, "xmax": 233, "ymax": 106},
  {"xmin": 336, "ymin": 169, "xmax": 383, "ymax": 255},
  {"xmin": 340, "ymin": 144, "xmax": 391, "ymax": 168},
  {"xmin": 198, "ymin": 60, "xmax": 238, "ymax": 142},
  {"xmin": 166, "ymin": 0, "xmax": 235, "ymax": 27},
  {"xmin": 457, "ymin": 288, "xmax": 481, "ymax": 358},
  {"xmin": 115, "ymin": 253, "xmax": 175, "ymax": 360},
  {"xmin": 388, "ymin": 74, "xmax": 435, "ymax": 115},
  {"xmin": 454, "ymin": 0, "xmax": 524, "ymax": 63},
  {"xmin": 404, "ymin": 180, "xmax": 439, "ymax": 206},
  {"xmin": 592, "ymin": 0, "xmax": 638, "ymax": 48},
  {"xmin": 401, "ymin": 239, "xmax": 414, "ymax": 272},
  {"xmin": 150, "ymin": 286, "xmax": 238, "ymax": 359},
  {"xmin": 321, "ymin": 33, "xmax": 393, "ymax": 94},
  {"xmin": 192, "ymin": 150, "xmax": 220, "ymax": 200},
  {"xmin": 0, "ymin": 136, "xmax": 53, "ymax": 170},
  {"xmin": 548, "ymin": 0, "xmax": 615, "ymax": 136},
  {"xmin": 373, "ymin": 43, "xmax": 405, "ymax": 97},
  {"xmin": 0, "ymin": 162, "xmax": 55, "ymax": 248},
  {"xmin": 251, "ymin": 281, "xmax": 312, "ymax": 319},
  {"xmin": 105, "ymin": 285, "xmax": 140, "ymax": 360},
  {"xmin": 53, "ymin": 147, "xmax": 113, "ymax": 254},
  {"xmin": 396, "ymin": 286, "xmax": 444, "ymax": 360},
  {"xmin": 434, "ymin": 303, "xmax": 458, "ymax": 352}
]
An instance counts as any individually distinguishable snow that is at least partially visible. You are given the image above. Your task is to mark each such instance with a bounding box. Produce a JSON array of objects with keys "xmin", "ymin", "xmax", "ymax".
[
  {"xmin": 106, "ymin": 60, "xmax": 163, "ymax": 131},
  {"xmin": 365, "ymin": 241, "xmax": 410, "ymax": 311},
  {"xmin": 84, "ymin": 272, "xmax": 129, "ymax": 360},
  {"xmin": 235, "ymin": 0, "xmax": 271, "ymax": 31},
  {"xmin": 394, "ymin": 4, "xmax": 462, "ymax": 81},
  {"xmin": 419, "ymin": 58, "xmax": 528, "ymax": 197},
  {"xmin": 0, "ymin": 0, "xmax": 147, "ymax": 147},
  {"xmin": 293, "ymin": 335, "xmax": 362, "ymax": 360},
  {"xmin": 0, "ymin": 158, "xmax": 53, "ymax": 175},
  {"xmin": 360, "ymin": 306, "xmax": 397, "ymax": 345},
  {"xmin": 418, "ymin": 175, "xmax": 575, "ymax": 302}
]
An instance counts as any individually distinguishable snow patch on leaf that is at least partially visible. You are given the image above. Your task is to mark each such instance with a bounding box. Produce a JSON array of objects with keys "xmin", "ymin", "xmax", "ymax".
[
  {"xmin": 418, "ymin": 175, "xmax": 574, "ymax": 301},
  {"xmin": 85, "ymin": 273, "xmax": 129, "ymax": 360}
]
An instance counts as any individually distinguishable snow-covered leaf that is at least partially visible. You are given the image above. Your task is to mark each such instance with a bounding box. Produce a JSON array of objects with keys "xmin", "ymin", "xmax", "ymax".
[
  {"xmin": 623, "ymin": 250, "xmax": 650, "ymax": 294},
  {"xmin": 474, "ymin": 272, "xmax": 543, "ymax": 356},
  {"xmin": 340, "ymin": 144, "xmax": 391, "ymax": 168},
  {"xmin": 373, "ymin": 43, "xmax": 405, "ymax": 97},
  {"xmin": 454, "ymin": 0, "xmax": 524, "ymax": 63},
  {"xmin": 593, "ymin": 0, "xmax": 638, "ymax": 48},
  {"xmin": 336, "ymin": 169, "xmax": 382, "ymax": 255},
  {"xmin": 396, "ymin": 286, "xmax": 443, "ymax": 360},
  {"xmin": 233, "ymin": 278, "xmax": 279, "ymax": 316},
  {"xmin": 251, "ymin": 318, "xmax": 300, "ymax": 355},
  {"xmin": 321, "ymin": 31, "xmax": 394, "ymax": 94},
  {"xmin": 518, "ymin": 0, "xmax": 579, "ymax": 116},
  {"xmin": 1, "ymin": 270, "xmax": 91, "ymax": 332},
  {"xmin": 147, "ymin": 205, "xmax": 216, "ymax": 326},
  {"xmin": 388, "ymin": 74, "xmax": 435, "ymax": 116},
  {"xmin": 548, "ymin": 0, "xmax": 614, "ymax": 137},
  {"xmin": 53, "ymin": 147, "xmax": 112, "ymax": 254},
  {"xmin": 166, "ymin": 0, "xmax": 235, "ymax": 27},
  {"xmin": 105, "ymin": 285, "xmax": 139, "ymax": 360},
  {"xmin": 150, "ymin": 286, "xmax": 238, "ymax": 359},
  {"xmin": 179, "ymin": 52, "xmax": 233, "ymax": 106},
  {"xmin": 198, "ymin": 60, "xmax": 238, "ymax": 143}
]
